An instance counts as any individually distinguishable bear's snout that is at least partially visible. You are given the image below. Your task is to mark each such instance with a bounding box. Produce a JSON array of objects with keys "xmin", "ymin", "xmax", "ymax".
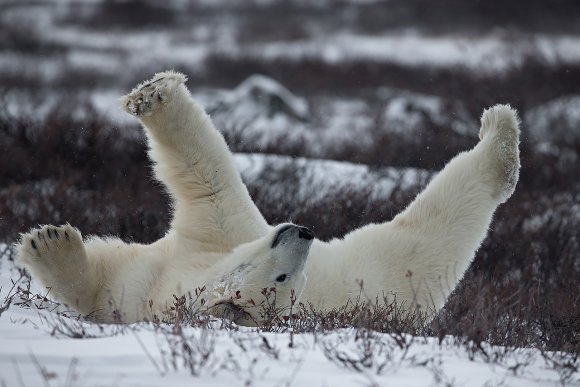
[{"xmin": 271, "ymin": 225, "xmax": 314, "ymax": 248}]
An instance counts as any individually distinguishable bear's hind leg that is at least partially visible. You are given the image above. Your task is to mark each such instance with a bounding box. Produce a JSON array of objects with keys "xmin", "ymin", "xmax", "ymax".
[{"xmin": 17, "ymin": 225, "xmax": 98, "ymax": 315}]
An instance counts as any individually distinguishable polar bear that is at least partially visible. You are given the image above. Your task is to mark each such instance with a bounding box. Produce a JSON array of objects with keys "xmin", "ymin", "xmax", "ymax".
[{"xmin": 16, "ymin": 71, "xmax": 520, "ymax": 325}]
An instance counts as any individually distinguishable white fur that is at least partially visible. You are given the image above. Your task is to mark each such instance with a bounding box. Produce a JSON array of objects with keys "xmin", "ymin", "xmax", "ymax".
[
  {"xmin": 16, "ymin": 71, "xmax": 520, "ymax": 324},
  {"xmin": 302, "ymin": 105, "xmax": 520, "ymax": 314}
]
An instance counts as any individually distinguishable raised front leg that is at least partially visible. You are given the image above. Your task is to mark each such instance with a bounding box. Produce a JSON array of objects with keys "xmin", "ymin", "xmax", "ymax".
[
  {"xmin": 325, "ymin": 105, "xmax": 521, "ymax": 316},
  {"xmin": 17, "ymin": 225, "xmax": 99, "ymax": 315},
  {"xmin": 121, "ymin": 72, "xmax": 269, "ymax": 252},
  {"xmin": 387, "ymin": 104, "xmax": 521, "ymax": 312}
]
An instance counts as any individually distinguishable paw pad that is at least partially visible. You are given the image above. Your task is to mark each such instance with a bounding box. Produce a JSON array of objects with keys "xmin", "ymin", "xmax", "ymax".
[
  {"xmin": 19, "ymin": 224, "xmax": 84, "ymax": 262},
  {"xmin": 121, "ymin": 71, "xmax": 187, "ymax": 117}
]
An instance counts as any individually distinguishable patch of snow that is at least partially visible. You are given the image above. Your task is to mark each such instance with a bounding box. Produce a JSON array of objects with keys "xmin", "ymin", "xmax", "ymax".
[
  {"xmin": 525, "ymin": 95, "xmax": 580, "ymax": 145},
  {"xmin": 241, "ymin": 32, "xmax": 580, "ymax": 74},
  {"xmin": 231, "ymin": 153, "xmax": 267, "ymax": 185},
  {"xmin": 381, "ymin": 93, "xmax": 474, "ymax": 137},
  {"xmin": 233, "ymin": 153, "xmax": 431, "ymax": 204},
  {"xmin": 66, "ymin": 49, "xmax": 124, "ymax": 74},
  {"xmin": 521, "ymin": 193, "xmax": 580, "ymax": 234},
  {"xmin": 90, "ymin": 89, "xmax": 139, "ymax": 125},
  {"xmin": 6, "ymin": 3, "xmax": 580, "ymax": 98},
  {"xmin": 206, "ymin": 82, "xmax": 474, "ymax": 161},
  {"xmin": 209, "ymin": 88, "xmax": 378, "ymax": 159},
  {"xmin": 321, "ymin": 98, "xmax": 375, "ymax": 144},
  {"xmin": 0, "ymin": 52, "xmax": 64, "ymax": 84}
]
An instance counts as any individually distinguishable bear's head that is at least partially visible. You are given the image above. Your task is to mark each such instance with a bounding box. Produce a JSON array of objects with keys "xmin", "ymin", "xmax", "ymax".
[{"xmin": 205, "ymin": 223, "xmax": 314, "ymax": 326}]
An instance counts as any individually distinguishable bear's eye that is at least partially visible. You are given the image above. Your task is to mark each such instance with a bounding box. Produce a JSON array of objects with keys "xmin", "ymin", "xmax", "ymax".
[{"xmin": 275, "ymin": 274, "xmax": 288, "ymax": 283}]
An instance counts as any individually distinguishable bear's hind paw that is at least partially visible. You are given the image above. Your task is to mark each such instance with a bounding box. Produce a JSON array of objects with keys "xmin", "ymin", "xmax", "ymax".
[
  {"xmin": 18, "ymin": 224, "xmax": 86, "ymax": 269},
  {"xmin": 121, "ymin": 71, "xmax": 187, "ymax": 117}
]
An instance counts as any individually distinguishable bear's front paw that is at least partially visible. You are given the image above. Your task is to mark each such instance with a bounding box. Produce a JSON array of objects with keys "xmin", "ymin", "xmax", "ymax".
[
  {"xmin": 478, "ymin": 104, "xmax": 521, "ymax": 202},
  {"xmin": 121, "ymin": 71, "xmax": 187, "ymax": 117},
  {"xmin": 18, "ymin": 224, "xmax": 86, "ymax": 271},
  {"xmin": 478, "ymin": 104, "xmax": 520, "ymax": 141}
]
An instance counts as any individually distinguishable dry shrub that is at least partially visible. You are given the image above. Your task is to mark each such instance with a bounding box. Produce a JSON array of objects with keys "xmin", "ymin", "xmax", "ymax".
[{"xmin": 0, "ymin": 95, "xmax": 170, "ymax": 243}]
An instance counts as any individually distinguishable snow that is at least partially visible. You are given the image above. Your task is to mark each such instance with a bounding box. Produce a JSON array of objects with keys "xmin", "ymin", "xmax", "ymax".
[
  {"xmin": 200, "ymin": 76, "xmax": 475, "ymax": 162},
  {"xmin": 214, "ymin": 74, "xmax": 310, "ymax": 121},
  {"xmin": 521, "ymin": 192, "xmax": 580, "ymax": 234},
  {"xmin": 4, "ymin": 2, "xmax": 580, "ymax": 96},
  {"xmin": 0, "ymin": 249, "xmax": 569, "ymax": 386},
  {"xmin": 66, "ymin": 49, "xmax": 123, "ymax": 74},
  {"xmin": 381, "ymin": 93, "xmax": 474, "ymax": 137},
  {"xmin": 204, "ymin": 81, "xmax": 379, "ymax": 158},
  {"xmin": 525, "ymin": 95, "xmax": 580, "ymax": 144},
  {"xmin": 45, "ymin": 27, "xmax": 212, "ymax": 72},
  {"xmin": 151, "ymin": 76, "xmax": 474, "ymax": 166},
  {"xmin": 234, "ymin": 153, "xmax": 431, "ymax": 204},
  {"xmin": 241, "ymin": 32, "xmax": 580, "ymax": 74}
]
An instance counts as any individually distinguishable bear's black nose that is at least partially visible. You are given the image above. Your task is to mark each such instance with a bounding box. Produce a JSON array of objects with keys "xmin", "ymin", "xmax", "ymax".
[{"xmin": 298, "ymin": 226, "xmax": 314, "ymax": 240}]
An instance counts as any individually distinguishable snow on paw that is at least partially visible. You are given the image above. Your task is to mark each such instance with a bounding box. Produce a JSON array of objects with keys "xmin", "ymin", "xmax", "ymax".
[
  {"xmin": 479, "ymin": 104, "xmax": 521, "ymax": 202},
  {"xmin": 479, "ymin": 104, "xmax": 520, "ymax": 141},
  {"xmin": 120, "ymin": 70, "xmax": 187, "ymax": 117}
]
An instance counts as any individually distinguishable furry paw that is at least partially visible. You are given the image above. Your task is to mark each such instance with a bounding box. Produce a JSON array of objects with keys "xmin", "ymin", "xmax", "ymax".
[
  {"xmin": 16, "ymin": 225, "xmax": 98, "ymax": 314},
  {"xmin": 478, "ymin": 104, "xmax": 521, "ymax": 202},
  {"xmin": 479, "ymin": 104, "xmax": 520, "ymax": 141},
  {"xmin": 17, "ymin": 224, "xmax": 87, "ymax": 276},
  {"xmin": 120, "ymin": 70, "xmax": 187, "ymax": 117}
]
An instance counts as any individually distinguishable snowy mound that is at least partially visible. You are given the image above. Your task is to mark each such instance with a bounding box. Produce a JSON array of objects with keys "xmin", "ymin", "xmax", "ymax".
[
  {"xmin": 210, "ymin": 75, "xmax": 309, "ymax": 122},
  {"xmin": 235, "ymin": 153, "xmax": 430, "ymax": 205},
  {"xmin": 380, "ymin": 92, "xmax": 475, "ymax": 137}
]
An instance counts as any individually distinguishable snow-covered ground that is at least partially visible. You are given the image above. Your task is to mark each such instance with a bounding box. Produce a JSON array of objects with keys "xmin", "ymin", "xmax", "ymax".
[{"xmin": 0, "ymin": 247, "xmax": 573, "ymax": 387}]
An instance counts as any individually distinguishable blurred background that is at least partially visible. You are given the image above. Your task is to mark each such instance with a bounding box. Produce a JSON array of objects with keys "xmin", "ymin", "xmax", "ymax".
[{"xmin": 1, "ymin": 0, "xmax": 579, "ymax": 348}]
